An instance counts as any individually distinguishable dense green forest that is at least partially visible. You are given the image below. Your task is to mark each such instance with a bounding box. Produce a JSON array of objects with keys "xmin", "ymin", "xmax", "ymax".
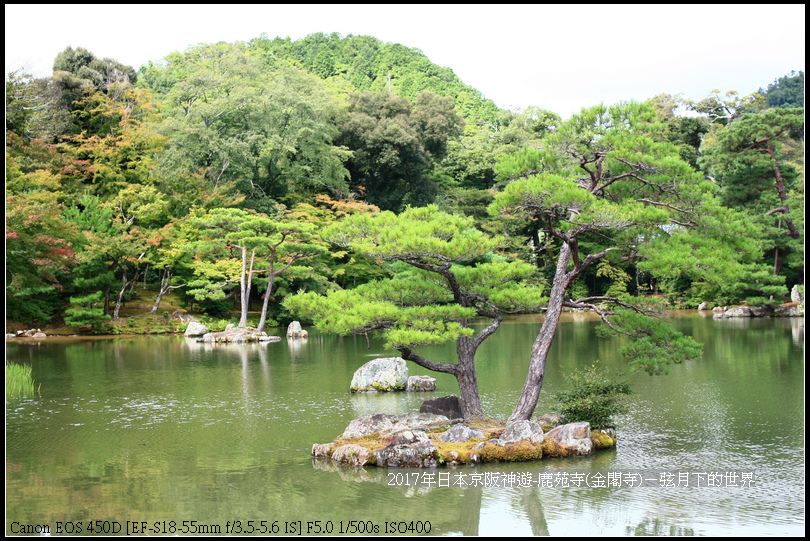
[{"xmin": 5, "ymin": 33, "xmax": 804, "ymax": 335}]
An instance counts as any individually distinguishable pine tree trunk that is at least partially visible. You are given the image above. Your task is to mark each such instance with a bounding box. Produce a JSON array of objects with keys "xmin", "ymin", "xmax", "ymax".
[
  {"xmin": 508, "ymin": 242, "xmax": 573, "ymax": 422},
  {"xmin": 456, "ymin": 336, "xmax": 484, "ymax": 418}
]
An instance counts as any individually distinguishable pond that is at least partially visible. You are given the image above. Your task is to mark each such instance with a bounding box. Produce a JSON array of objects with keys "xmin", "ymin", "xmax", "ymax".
[{"xmin": 5, "ymin": 313, "xmax": 804, "ymax": 535}]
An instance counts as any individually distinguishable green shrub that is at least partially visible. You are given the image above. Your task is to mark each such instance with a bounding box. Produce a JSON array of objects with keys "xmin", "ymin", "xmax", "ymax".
[{"xmin": 554, "ymin": 365, "xmax": 632, "ymax": 428}]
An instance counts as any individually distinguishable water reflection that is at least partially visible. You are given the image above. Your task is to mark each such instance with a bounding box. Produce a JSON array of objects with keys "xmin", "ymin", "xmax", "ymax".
[{"xmin": 5, "ymin": 315, "xmax": 804, "ymax": 536}]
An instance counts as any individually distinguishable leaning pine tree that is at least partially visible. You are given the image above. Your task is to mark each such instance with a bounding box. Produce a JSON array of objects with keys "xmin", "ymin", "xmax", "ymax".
[
  {"xmin": 490, "ymin": 102, "xmax": 785, "ymax": 423},
  {"xmin": 283, "ymin": 206, "xmax": 546, "ymax": 418}
]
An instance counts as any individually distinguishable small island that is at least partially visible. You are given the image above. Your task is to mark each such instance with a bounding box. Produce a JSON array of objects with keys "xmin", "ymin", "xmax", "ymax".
[{"xmin": 313, "ymin": 412, "xmax": 616, "ymax": 468}]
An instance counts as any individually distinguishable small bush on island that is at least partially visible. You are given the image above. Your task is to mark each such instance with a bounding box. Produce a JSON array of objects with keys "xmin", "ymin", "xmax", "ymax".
[{"xmin": 554, "ymin": 365, "xmax": 632, "ymax": 429}]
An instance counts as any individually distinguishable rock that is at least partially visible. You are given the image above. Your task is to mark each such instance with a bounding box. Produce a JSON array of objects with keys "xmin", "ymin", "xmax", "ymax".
[
  {"xmin": 196, "ymin": 327, "xmax": 270, "ymax": 343},
  {"xmin": 535, "ymin": 413, "xmax": 563, "ymax": 428},
  {"xmin": 750, "ymin": 306, "xmax": 772, "ymax": 317},
  {"xmin": 32, "ymin": 332, "xmax": 47, "ymax": 338},
  {"xmin": 697, "ymin": 302, "xmax": 711, "ymax": 311},
  {"xmin": 791, "ymin": 284, "xmax": 803, "ymax": 305},
  {"xmin": 725, "ymin": 306, "xmax": 753, "ymax": 318},
  {"xmin": 438, "ymin": 424, "xmax": 485, "ymax": 443},
  {"xmin": 545, "ymin": 422, "xmax": 593, "ymax": 456},
  {"xmin": 287, "ymin": 321, "xmax": 308, "ymax": 338},
  {"xmin": 498, "ymin": 420, "xmax": 545, "ymax": 445},
  {"xmin": 258, "ymin": 335, "xmax": 282, "ymax": 342},
  {"xmin": 407, "ymin": 375, "xmax": 436, "ymax": 392},
  {"xmin": 184, "ymin": 322, "xmax": 209, "ymax": 337},
  {"xmin": 312, "ymin": 443, "xmax": 332, "ymax": 458},
  {"xmin": 419, "ymin": 394, "xmax": 463, "ymax": 420},
  {"xmin": 342, "ymin": 413, "xmax": 396, "ymax": 438},
  {"xmin": 341, "ymin": 412, "xmax": 449, "ymax": 439},
  {"xmin": 350, "ymin": 358, "xmax": 408, "ymax": 393},
  {"xmin": 775, "ymin": 304, "xmax": 802, "ymax": 317},
  {"xmin": 395, "ymin": 412, "xmax": 449, "ymax": 430},
  {"xmin": 331, "ymin": 444, "xmax": 371, "ymax": 467},
  {"xmin": 374, "ymin": 430, "xmax": 439, "ymax": 468},
  {"xmin": 225, "ymin": 323, "xmax": 236, "ymax": 330}
]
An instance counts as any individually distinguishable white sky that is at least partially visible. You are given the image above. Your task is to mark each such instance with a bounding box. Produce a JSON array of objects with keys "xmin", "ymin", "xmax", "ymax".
[{"xmin": 5, "ymin": 4, "xmax": 806, "ymax": 118}]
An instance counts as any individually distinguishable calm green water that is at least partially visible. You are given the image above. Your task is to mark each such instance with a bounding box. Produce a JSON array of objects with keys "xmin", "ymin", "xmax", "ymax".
[{"xmin": 6, "ymin": 313, "xmax": 804, "ymax": 535}]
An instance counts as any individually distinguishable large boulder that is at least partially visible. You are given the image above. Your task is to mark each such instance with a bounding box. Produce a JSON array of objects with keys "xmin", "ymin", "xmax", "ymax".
[
  {"xmin": 350, "ymin": 358, "xmax": 408, "ymax": 393},
  {"xmin": 498, "ymin": 420, "xmax": 545, "ymax": 445},
  {"xmin": 184, "ymin": 322, "xmax": 209, "ymax": 337},
  {"xmin": 196, "ymin": 327, "xmax": 274, "ymax": 343},
  {"xmin": 374, "ymin": 430, "xmax": 439, "ymax": 468},
  {"xmin": 791, "ymin": 284, "xmax": 803, "ymax": 305},
  {"xmin": 545, "ymin": 422, "xmax": 593, "ymax": 456},
  {"xmin": 419, "ymin": 394, "xmax": 463, "ymax": 419},
  {"xmin": 341, "ymin": 412, "xmax": 449, "ymax": 439},
  {"xmin": 438, "ymin": 424, "xmax": 485, "ymax": 443},
  {"xmin": 287, "ymin": 321, "xmax": 308, "ymax": 338},
  {"xmin": 342, "ymin": 414, "xmax": 396, "ymax": 439}
]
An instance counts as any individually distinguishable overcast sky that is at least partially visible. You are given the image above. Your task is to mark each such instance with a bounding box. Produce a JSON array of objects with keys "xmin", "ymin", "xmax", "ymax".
[{"xmin": 5, "ymin": 4, "xmax": 805, "ymax": 118}]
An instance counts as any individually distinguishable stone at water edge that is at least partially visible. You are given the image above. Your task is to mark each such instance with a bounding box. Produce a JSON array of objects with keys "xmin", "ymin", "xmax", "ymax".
[
  {"xmin": 331, "ymin": 444, "xmax": 371, "ymax": 467},
  {"xmin": 287, "ymin": 321, "xmax": 308, "ymax": 338},
  {"xmin": 184, "ymin": 321, "xmax": 209, "ymax": 337},
  {"xmin": 374, "ymin": 430, "xmax": 439, "ymax": 468},
  {"xmin": 498, "ymin": 420, "xmax": 545, "ymax": 446},
  {"xmin": 407, "ymin": 375, "xmax": 436, "ymax": 392},
  {"xmin": 545, "ymin": 421, "xmax": 593, "ymax": 456}
]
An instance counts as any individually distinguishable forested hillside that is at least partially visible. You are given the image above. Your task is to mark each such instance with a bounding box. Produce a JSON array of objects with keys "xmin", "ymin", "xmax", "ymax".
[{"xmin": 5, "ymin": 34, "xmax": 804, "ymax": 333}]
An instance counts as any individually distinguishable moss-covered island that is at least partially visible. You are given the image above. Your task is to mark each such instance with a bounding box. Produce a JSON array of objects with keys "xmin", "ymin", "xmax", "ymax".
[{"xmin": 312, "ymin": 413, "xmax": 616, "ymax": 468}]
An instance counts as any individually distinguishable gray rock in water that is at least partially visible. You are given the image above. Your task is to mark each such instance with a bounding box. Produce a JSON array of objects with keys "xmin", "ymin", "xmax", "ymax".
[
  {"xmin": 287, "ymin": 321, "xmax": 308, "ymax": 338},
  {"xmin": 725, "ymin": 306, "xmax": 753, "ymax": 318},
  {"xmin": 350, "ymin": 358, "xmax": 408, "ymax": 393},
  {"xmin": 407, "ymin": 375, "xmax": 436, "ymax": 392},
  {"xmin": 184, "ymin": 322, "xmax": 209, "ymax": 337},
  {"xmin": 420, "ymin": 394, "xmax": 463, "ymax": 419},
  {"xmin": 438, "ymin": 424, "xmax": 485, "ymax": 443},
  {"xmin": 697, "ymin": 302, "xmax": 711, "ymax": 311},
  {"xmin": 498, "ymin": 420, "xmax": 545, "ymax": 445},
  {"xmin": 546, "ymin": 422, "xmax": 593, "ymax": 456}
]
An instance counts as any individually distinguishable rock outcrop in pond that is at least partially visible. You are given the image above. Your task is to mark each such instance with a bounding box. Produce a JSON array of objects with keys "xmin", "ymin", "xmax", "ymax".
[
  {"xmin": 287, "ymin": 321, "xmax": 309, "ymax": 339},
  {"xmin": 197, "ymin": 326, "xmax": 281, "ymax": 343}
]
